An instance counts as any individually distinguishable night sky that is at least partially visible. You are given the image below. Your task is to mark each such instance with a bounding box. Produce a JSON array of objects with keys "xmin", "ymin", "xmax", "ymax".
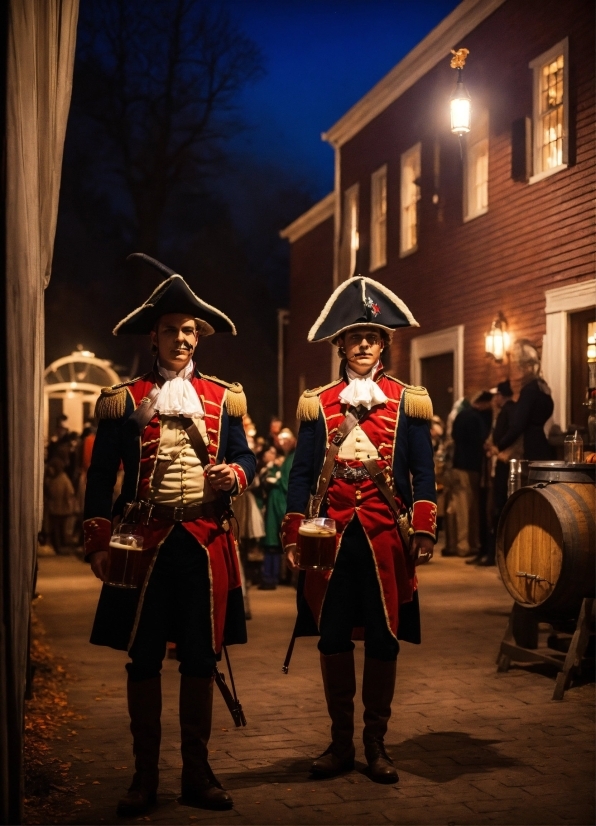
[{"xmin": 224, "ymin": 0, "xmax": 462, "ymax": 197}]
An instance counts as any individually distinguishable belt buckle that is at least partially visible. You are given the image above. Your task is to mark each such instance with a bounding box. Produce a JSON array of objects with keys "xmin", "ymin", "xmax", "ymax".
[{"xmin": 173, "ymin": 505, "xmax": 185, "ymax": 521}]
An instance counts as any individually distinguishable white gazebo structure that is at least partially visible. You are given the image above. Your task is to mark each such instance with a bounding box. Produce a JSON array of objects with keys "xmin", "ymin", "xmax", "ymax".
[{"xmin": 44, "ymin": 349, "xmax": 121, "ymax": 440}]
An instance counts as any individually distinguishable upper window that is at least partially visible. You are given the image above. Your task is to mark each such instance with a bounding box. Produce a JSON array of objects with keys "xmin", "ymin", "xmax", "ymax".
[
  {"xmin": 400, "ymin": 143, "xmax": 421, "ymax": 256},
  {"xmin": 464, "ymin": 109, "xmax": 489, "ymax": 221},
  {"xmin": 341, "ymin": 184, "xmax": 359, "ymax": 278},
  {"xmin": 529, "ymin": 38, "xmax": 569, "ymax": 184},
  {"xmin": 370, "ymin": 165, "xmax": 387, "ymax": 270}
]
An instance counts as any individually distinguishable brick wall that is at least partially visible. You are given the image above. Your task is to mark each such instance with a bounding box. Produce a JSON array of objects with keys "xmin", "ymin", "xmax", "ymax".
[
  {"xmin": 283, "ymin": 215, "xmax": 335, "ymax": 430},
  {"xmin": 337, "ymin": 0, "xmax": 594, "ymax": 396}
]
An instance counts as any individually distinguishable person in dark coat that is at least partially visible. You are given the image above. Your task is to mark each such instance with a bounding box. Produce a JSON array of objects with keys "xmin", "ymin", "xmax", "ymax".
[
  {"xmin": 497, "ymin": 340, "xmax": 554, "ymax": 461},
  {"xmin": 281, "ymin": 276, "xmax": 436, "ymax": 785},
  {"xmin": 471, "ymin": 380, "xmax": 516, "ymax": 566},
  {"xmin": 449, "ymin": 391, "xmax": 493, "ymax": 557},
  {"xmin": 84, "ymin": 254, "xmax": 255, "ymax": 815}
]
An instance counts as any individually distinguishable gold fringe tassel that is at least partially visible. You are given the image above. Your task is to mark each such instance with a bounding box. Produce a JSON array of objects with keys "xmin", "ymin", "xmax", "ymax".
[
  {"xmin": 95, "ymin": 386, "xmax": 128, "ymax": 419},
  {"xmin": 296, "ymin": 391, "xmax": 321, "ymax": 422},
  {"xmin": 225, "ymin": 385, "xmax": 247, "ymax": 418},
  {"xmin": 403, "ymin": 386, "xmax": 433, "ymax": 420}
]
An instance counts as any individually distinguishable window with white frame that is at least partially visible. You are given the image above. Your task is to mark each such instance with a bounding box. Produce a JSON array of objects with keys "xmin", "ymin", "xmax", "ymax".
[
  {"xmin": 400, "ymin": 143, "xmax": 421, "ymax": 256},
  {"xmin": 342, "ymin": 183, "xmax": 359, "ymax": 278},
  {"xmin": 370, "ymin": 165, "xmax": 387, "ymax": 270},
  {"xmin": 529, "ymin": 38, "xmax": 569, "ymax": 183},
  {"xmin": 464, "ymin": 109, "xmax": 489, "ymax": 221}
]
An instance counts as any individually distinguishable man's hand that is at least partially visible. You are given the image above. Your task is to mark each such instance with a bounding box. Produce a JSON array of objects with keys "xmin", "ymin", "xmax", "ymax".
[
  {"xmin": 285, "ymin": 544, "xmax": 298, "ymax": 571},
  {"xmin": 205, "ymin": 463, "xmax": 236, "ymax": 492},
  {"xmin": 410, "ymin": 534, "xmax": 434, "ymax": 566},
  {"xmin": 90, "ymin": 550, "xmax": 109, "ymax": 582}
]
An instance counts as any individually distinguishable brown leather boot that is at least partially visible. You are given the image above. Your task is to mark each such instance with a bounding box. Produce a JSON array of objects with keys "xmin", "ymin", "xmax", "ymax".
[
  {"xmin": 311, "ymin": 651, "xmax": 356, "ymax": 778},
  {"xmin": 116, "ymin": 676, "xmax": 161, "ymax": 816},
  {"xmin": 179, "ymin": 675, "xmax": 233, "ymax": 810},
  {"xmin": 362, "ymin": 658, "xmax": 399, "ymax": 784}
]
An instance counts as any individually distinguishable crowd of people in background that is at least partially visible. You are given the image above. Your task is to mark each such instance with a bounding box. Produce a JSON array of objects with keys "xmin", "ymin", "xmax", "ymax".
[
  {"xmin": 435, "ymin": 339, "xmax": 555, "ymax": 567},
  {"xmin": 41, "ymin": 416, "xmax": 97, "ymax": 555},
  {"xmin": 232, "ymin": 414, "xmax": 297, "ymax": 599}
]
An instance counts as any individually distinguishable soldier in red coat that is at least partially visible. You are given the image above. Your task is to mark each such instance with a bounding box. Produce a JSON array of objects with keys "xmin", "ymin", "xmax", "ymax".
[
  {"xmin": 84, "ymin": 255, "xmax": 255, "ymax": 815},
  {"xmin": 282, "ymin": 276, "xmax": 436, "ymax": 784}
]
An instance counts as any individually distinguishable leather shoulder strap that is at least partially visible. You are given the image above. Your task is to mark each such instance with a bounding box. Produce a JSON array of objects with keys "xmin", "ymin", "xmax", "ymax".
[
  {"xmin": 361, "ymin": 458, "xmax": 401, "ymax": 518},
  {"xmin": 307, "ymin": 408, "xmax": 364, "ymax": 518},
  {"xmin": 181, "ymin": 417, "xmax": 211, "ymax": 467},
  {"xmin": 129, "ymin": 385, "xmax": 160, "ymax": 433},
  {"xmin": 362, "ymin": 458, "xmax": 413, "ymax": 545},
  {"xmin": 149, "ymin": 415, "xmax": 211, "ymax": 493}
]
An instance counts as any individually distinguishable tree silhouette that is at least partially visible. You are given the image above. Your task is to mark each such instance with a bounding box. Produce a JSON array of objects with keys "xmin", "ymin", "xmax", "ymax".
[{"xmin": 72, "ymin": 0, "xmax": 264, "ymax": 258}]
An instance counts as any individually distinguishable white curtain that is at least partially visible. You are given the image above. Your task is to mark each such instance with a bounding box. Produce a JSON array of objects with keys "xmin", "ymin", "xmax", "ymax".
[{"xmin": 2, "ymin": 0, "xmax": 79, "ymax": 820}]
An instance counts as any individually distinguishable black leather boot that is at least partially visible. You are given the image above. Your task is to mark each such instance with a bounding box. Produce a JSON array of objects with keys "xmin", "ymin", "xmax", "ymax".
[
  {"xmin": 116, "ymin": 676, "xmax": 161, "ymax": 816},
  {"xmin": 362, "ymin": 658, "xmax": 399, "ymax": 784},
  {"xmin": 179, "ymin": 675, "xmax": 233, "ymax": 810},
  {"xmin": 310, "ymin": 651, "xmax": 356, "ymax": 778}
]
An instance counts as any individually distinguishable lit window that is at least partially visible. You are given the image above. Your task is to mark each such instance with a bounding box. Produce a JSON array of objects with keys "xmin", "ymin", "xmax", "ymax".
[
  {"xmin": 464, "ymin": 110, "xmax": 489, "ymax": 221},
  {"xmin": 400, "ymin": 143, "xmax": 421, "ymax": 256},
  {"xmin": 342, "ymin": 184, "xmax": 359, "ymax": 278},
  {"xmin": 370, "ymin": 165, "xmax": 387, "ymax": 270},
  {"xmin": 529, "ymin": 38, "xmax": 568, "ymax": 184}
]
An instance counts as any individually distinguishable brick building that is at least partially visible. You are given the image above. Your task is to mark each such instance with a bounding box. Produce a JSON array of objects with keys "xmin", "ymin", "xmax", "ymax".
[{"xmin": 280, "ymin": 0, "xmax": 595, "ymax": 435}]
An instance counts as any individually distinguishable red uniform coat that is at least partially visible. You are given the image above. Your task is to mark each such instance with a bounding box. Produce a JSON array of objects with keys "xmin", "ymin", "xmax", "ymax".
[
  {"xmin": 83, "ymin": 369, "xmax": 255, "ymax": 654},
  {"xmin": 283, "ymin": 371, "xmax": 437, "ymax": 644}
]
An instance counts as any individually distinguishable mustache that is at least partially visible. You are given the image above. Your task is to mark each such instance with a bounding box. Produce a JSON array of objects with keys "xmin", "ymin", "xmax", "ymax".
[{"xmin": 173, "ymin": 341, "xmax": 194, "ymax": 352}]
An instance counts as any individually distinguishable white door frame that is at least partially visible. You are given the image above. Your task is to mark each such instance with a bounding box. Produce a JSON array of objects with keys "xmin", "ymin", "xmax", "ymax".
[
  {"xmin": 410, "ymin": 325, "xmax": 465, "ymax": 402},
  {"xmin": 542, "ymin": 279, "xmax": 596, "ymax": 431}
]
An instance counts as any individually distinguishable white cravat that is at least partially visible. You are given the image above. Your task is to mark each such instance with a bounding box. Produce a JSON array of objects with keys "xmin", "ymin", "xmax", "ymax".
[
  {"xmin": 338, "ymin": 361, "xmax": 388, "ymax": 410},
  {"xmin": 154, "ymin": 361, "xmax": 205, "ymax": 418}
]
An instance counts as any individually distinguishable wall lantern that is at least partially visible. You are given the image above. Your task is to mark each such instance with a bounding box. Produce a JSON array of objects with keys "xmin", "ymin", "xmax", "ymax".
[
  {"xmin": 450, "ymin": 48, "xmax": 471, "ymax": 135},
  {"xmin": 485, "ymin": 313, "xmax": 511, "ymax": 362},
  {"xmin": 587, "ymin": 321, "xmax": 596, "ymax": 362}
]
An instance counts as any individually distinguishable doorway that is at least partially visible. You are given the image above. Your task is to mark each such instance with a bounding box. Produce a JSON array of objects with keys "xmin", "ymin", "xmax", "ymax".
[
  {"xmin": 421, "ymin": 353, "xmax": 454, "ymax": 424},
  {"xmin": 410, "ymin": 325, "xmax": 464, "ymax": 420},
  {"xmin": 568, "ymin": 306, "xmax": 596, "ymax": 436}
]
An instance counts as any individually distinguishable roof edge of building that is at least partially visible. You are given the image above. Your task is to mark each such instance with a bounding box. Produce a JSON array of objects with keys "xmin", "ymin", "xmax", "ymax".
[
  {"xmin": 279, "ymin": 192, "xmax": 335, "ymax": 243},
  {"xmin": 322, "ymin": 0, "xmax": 507, "ymax": 148}
]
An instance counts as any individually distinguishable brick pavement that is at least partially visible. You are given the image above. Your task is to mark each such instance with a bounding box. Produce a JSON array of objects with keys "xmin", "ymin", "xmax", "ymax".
[{"xmin": 36, "ymin": 553, "xmax": 594, "ymax": 825}]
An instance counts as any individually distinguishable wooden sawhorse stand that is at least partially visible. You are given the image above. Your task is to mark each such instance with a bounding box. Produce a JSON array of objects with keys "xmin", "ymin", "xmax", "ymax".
[{"xmin": 496, "ymin": 598, "xmax": 595, "ymax": 701}]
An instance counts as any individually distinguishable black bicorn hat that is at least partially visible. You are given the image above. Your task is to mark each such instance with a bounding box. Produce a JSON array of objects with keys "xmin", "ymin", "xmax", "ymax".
[
  {"xmin": 112, "ymin": 253, "xmax": 236, "ymax": 336},
  {"xmin": 308, "ymin": 276, "xmax": 419, "ymax": 343}
]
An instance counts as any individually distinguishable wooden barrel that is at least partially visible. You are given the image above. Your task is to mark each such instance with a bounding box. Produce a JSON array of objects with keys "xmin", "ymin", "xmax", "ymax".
[{"xmin": 496, "ymin": 479, "xmax": 595, "ymax": 614}]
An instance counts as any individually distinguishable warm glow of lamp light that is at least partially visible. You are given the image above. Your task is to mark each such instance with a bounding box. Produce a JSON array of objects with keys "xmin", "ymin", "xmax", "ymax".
[
  {"xmin": 450, "ymin": 82, "xmax": 471, "ymax": 135},
  {"xmin": 588, "ymin": 321, "xmax": 596, "ymax": 362},
  {"xmin": 449, "ymin": 48, "xmax": 471, "ymax": 136},
  {"xmin": 485, "ymin": 314, "xmax": 510, "ymax": 362}
]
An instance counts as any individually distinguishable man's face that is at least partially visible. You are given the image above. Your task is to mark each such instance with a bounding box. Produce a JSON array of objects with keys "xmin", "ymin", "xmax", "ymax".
[
  {"xmin": 269, "ymin": 419, "xmax": 282, "ymax": 436},
  {"xmin": 150, "ymin": 313, "xmax": 198, "ymax": 371},
  {"xmin": 339, "ymin": 326, "xmax": 384, "ymax": 376}
]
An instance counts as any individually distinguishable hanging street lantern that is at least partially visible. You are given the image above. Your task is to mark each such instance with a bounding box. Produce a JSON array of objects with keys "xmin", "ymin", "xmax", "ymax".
[
  {"xmin": 450, "ymin": 48, "xmax": 471, "ymax": 135},
  {"xmin": 485, "ymin": 313, "xmax": 511, "ymax": 363}
]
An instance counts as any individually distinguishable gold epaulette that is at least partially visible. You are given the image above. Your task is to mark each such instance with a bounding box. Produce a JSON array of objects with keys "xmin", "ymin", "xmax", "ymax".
[
  {"xmin": 403, "ymin": 385, "xmax": 433, "ymax": 420},
  {"xmin": 202, "ymin": 374, "xmax": 247, "ymax": 418},
  {"xmin": 95, "ymin": 381, "xmax": 134, "ymax": 419},
  {"xmin": 296, "ymin": 379, "xmax": 343, "ymax": 421}
]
